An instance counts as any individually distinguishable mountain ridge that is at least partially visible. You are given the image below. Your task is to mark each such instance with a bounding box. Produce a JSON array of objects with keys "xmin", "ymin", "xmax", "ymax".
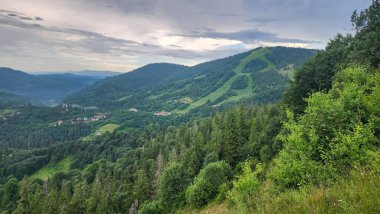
[
  {"xmin": 65, "ymin": 47, "xmax": 317, "ymax": 112},
  {"xmin": 0, "ymin": 67, "xmax": 100, "ymax": 105}
]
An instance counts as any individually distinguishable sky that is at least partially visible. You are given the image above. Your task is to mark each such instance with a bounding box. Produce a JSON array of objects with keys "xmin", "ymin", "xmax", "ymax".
[{"xmin": 0, "ymin": 0, "xmax": 372, "ymax": 73}]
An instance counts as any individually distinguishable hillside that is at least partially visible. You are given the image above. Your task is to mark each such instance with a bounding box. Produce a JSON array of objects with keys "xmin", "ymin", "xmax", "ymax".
[
  {"xmin": 65, "ymin": 47, "xmax": 317, "ymax": 112},
  {"xmin": 0, "ymin": 67, "xmax": 100, "ymax": 105},
  {"xmin": 0, "ymin": 92, "xmax": 29, "ymax": 107},
  {"xmin": 65, "ymin": 63, "xmax": 189, "ymax": 106}
]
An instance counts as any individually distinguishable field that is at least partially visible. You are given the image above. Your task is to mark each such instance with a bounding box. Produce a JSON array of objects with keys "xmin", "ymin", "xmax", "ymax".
[
  {"xmin": 30, "ymin": 156, "xmax": 74, "ymax": 180},
  {"xmin": 97, "ymin": 123, "xmax": 119, "ymax": 134},
  {"xmin": 0, "ymin": 108, "xmax": 16, "ymax": 116}
]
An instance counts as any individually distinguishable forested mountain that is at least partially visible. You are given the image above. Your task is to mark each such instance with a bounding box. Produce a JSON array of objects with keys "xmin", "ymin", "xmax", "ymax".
[
  {"xmin": 0, "ymin": 67, "xmax": 100, "ymax": 105},
  {"xmin": 65, "ymin": 63, "xmax": 189, "ymax": 106},
  {"xmin": 66, "ymin": 70, "xmax": 121, "ymax": 78},
  {"xmin": 65, "ymin": 47, "xmax": 317, "ymax": 112},
  {"xmin": 0, "ymin": 1, "xmax": 379, "ymax": 214}
]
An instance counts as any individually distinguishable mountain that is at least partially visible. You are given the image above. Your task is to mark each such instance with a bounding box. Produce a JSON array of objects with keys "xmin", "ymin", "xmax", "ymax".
[
  {"xmin": 65, "ymin": 63, "xmax": 189, "ymax": 106},
  {"xmin": 65, "ymin": 47, "xmax": 317, "ymax": 112},
  {"xmin": 71, "ymin": 70, "xmax": 121, "ymax": 78},
  {"xmin": 35, "ymin": 70, "xmax": 122, "ymax": 78},
  {"xmin": 0, "ymin": 67, "xmax": 100, "ymax": 105}
]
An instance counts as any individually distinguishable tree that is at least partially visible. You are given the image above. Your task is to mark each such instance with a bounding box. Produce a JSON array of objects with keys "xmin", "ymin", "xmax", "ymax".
[
  {"xmin": 185, "ymin": 161, "xmax": 231, "ymax": 208},
  {"xmin": 158, "ymin": 163, "xmax": 188, "ymax": 211},
  {"xmin": 271, "ymin": 67, "xmax": 379, "ymax": 189},
  {"xmin": 351, "ymin": 0, "xmax": 380, "ymax": 67}
]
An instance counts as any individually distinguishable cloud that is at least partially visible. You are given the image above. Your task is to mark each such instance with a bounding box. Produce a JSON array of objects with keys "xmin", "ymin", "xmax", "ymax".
[
  {"xmin": 0, "ymin": 0, "xmax": 373, "ymax": 72},
  {"xmin": 245, "ymin": 17, "xmax": 276, "ymax": 24},
  {"xmin": 171, "ymin": 29, "xmax": 321, "ymax": 45}
]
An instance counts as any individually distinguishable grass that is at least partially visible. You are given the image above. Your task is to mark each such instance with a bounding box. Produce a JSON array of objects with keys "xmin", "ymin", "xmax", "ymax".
[
  {"xmin": 177, "ymin": 96, "xmax": 193, "ymax": 104},
  {"xmin": 260, "ymin": 170, "xmax": 380, "ymax": 214},
  {"xmin": 82, "ymin": 123, "xmax": 119, "ymax": 141},
  {"xmin": 183, "ymin": 202, "xmax": 229, "ymax": 214},
  {"xmin": 0, "ymin": 108, "xmax": 16, "ymax": 116},
  {"xmin": 97, "ymin": 123, "xmax": 119, "ymax": 134},
  {"xmin": 279, "ymin": 64, "xmax": 295, "ymax": 79},
  {"xmin": 30, "ymin": 156, "xmax": 74, "ymax": 180},
  {"xmin": 117, "ymin": 95, "xmax": 132, "ymax": 101},
  {"xmin": 208, "ymin": 168, "xmax": 380, "ymax": 214}
]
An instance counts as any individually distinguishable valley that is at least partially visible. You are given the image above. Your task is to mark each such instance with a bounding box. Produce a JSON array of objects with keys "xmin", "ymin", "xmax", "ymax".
[{"xmin": 0, "ymin": 1, "xmax": 379, "ymax": 214}]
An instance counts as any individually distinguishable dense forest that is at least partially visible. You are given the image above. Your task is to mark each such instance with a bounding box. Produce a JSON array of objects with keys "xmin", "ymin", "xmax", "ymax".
[{"xmin": 0, "ymin": 1, "xmax": 379, "ymax": 214}]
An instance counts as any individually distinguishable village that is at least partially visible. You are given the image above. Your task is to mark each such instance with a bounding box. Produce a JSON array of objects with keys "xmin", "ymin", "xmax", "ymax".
[
  {"xmin": 128, "ymin": 108, "xmax": 172, "ymax": 116},
  {"xmin": 0, "ymin": 111, "xmax": 21, "ymax": 121},
  {"xmin": 52, "ymin": 113, "xmax": 107, "ymax": 127},
  {"xmin": 52, "ymin": 107, "xmax": 172, "ymax": 128}
]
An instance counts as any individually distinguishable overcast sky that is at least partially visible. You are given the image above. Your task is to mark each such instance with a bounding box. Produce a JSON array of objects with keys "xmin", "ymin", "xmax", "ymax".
[{"xmin": 0, "ymin": 0, "xmax": 372, "ymax": 73}]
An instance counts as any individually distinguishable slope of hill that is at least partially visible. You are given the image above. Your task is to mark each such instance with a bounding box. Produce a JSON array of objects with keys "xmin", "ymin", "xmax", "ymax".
[
  {"xmin": 65, "ymin": 63, "xmax": 189, "ymax": 106},
  {"xmin": 0, "ymin": 92, "xmax": 29, "ymax": 107},
  {"xmin": 0, "ymin": 67, "xmax": 100, "ymax": 105},
  {"xmin": 65, "ymin": 47, "xmax": 317, "ymax": 112}
]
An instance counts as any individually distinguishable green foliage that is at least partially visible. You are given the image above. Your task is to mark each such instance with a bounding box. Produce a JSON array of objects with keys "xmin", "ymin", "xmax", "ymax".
[
  {"xmin": 64, "ymin": 47, "xmax": 315, "ymax": 113},
  {"xmin": 284, "ymin": 34, "xmax": 352, "ymax": 114},
  {"xmin": 1, "ymin": 3, "xmax": 380, "ymax": 213},
  {"xmin": 30, "ymin": 156, "xmax": 73, "ymax": 180},
  {"xmin": 243, "ymin": 58, "xmax": 268, "ymax": 73},
  {"xmin": 0, "ymin": 105, "xmax": 92, "ymax": 149},
  {"xmin": 285, "ymin": 1, "xmax": 380, "ymax": 114},
  {"xmin": 0, "ymin": 177, "xmax": 19, "ymax": 212},
  {"xmin": 138, "ymin": 200, "xmax": 163, "ymax": 214},
  {"xmin": 227, "ymin": 161, "xmax": 262, "ymax": 213},
  {"xmin": 259, "ymin": 169, "xmax": 380, "ymax": 214},
  {"xmin": 158, "ymin": 163, "xmax": 189, "ymax": 211},
  {"xmin": 351, "ymin": 0, "xmax": 380, "ymax": 67},
  {"xmin": 185, "ymin": 161, "xmax": 231, "ymax": 208},
  {"xmin": 0, "ymin": 92, "xmax": 28, "ymax": 108},
  {"xmin": 271, "ymin": 67, "xmax": 380, "ymax": 189},
  {"xmin": 231, "ymin": 76, "xmax": 249, "ymax": 89}
]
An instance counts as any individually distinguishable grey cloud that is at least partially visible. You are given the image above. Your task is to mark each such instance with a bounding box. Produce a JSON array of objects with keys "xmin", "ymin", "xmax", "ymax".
[
  {"xmin": 19, "ymin": 16, "xmax": 33, "ymax": 20},
  {"xmin": 0, "ymin": 13, "xmax": 218, "ymax": 61},
  {"xmin": 245, "ymin": 17, "xmax": 276, "ymax": 23},
  {"xmin": 172, "ymin": 29, "xmax": 321, "ymax": 44},
  {"xmin": 0, "ymin": 0, "xmax": 373, "ymax": 72},
  {"xmin": 197, "ymin": 11, "xmax": 239, "ymax": 17}
]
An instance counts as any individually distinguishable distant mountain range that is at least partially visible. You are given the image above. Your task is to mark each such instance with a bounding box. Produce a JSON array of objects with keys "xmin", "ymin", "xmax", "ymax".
[
  {"xmin": 0, "ymin": 67, "xmax": 101, "ymax": 105},
  {"xmin": 65, "ymin": 47, "xmax": 318, "ymax": 113},
  {"xmin": 33, "ymin": 70, "xmax": 122, "ymax": 78},
  {"xmin": 0, "ymin": 47, "xmax": 317, "ymax": 109}
]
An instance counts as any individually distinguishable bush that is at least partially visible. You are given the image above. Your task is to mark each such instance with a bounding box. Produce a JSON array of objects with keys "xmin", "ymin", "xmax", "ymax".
[
  {"xmin": 138, "ymin": 200, "xmax": 163, "ymax": 214},
  {"xmin": 227, "ymin": 161, "xmax": 262, "ymax": 213}
]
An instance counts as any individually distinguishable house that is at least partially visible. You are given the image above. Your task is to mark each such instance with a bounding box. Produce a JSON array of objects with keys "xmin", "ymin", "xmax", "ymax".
[
  {"xmin": 57, "ymin": 120, "xmax": 64, "ymax": 126},
  {"xmin": 154, "ymin": 111, "xmax": 171, "ymax": 116},
  {"xmin": 128, "ymin": 108, "xmax": 138, "ymax": 112}
]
